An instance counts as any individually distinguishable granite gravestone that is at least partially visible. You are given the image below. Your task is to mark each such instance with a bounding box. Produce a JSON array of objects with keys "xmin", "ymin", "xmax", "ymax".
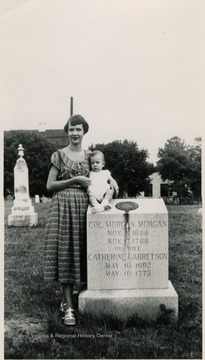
[
  {"xmin": 8, "ymin": 144, "xmax": 38, "ymax": 227},
  {"xmin": 79, "ymin": 198, "xmax": 178, "ymax": 321}
]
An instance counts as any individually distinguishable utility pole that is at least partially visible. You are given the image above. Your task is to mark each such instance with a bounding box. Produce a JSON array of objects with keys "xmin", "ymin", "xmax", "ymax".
[{"xmin": 70, "ymin": 97, "xmax": 73, "ymax": 116}]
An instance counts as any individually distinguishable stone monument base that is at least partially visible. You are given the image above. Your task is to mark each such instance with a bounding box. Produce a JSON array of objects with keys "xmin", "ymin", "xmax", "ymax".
[
  {"xmin": 79, "ymin": 281, "xmax": 178, "ymax": 322},
  {"xmin": 8, "ymin": 213, "xmax": 38, "ymax": 226},
  {"xmin": 8, "ymin": 199, "xmax": 38, "ymax": 227}
]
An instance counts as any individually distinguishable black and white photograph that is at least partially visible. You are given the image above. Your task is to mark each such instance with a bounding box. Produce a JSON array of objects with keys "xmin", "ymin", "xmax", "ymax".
[{"xmin": 1, "ymin": 0, "xmax": 203, "ymax": 359}]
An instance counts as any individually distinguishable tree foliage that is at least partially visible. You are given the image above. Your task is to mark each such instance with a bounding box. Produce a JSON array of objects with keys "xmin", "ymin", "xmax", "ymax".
[
  {"xmin": 186, "ymin": 137, "xmax": 201, "ymax": 197},
  {"xmin": 90, "ymin": 140, "xmax": 154, "ymax": 197},
  {"xmin": 157, "ymin": 136, "xmax": 201, "ymax": 199},
  {"xmin": 4, "ymin": 131, "xmax": 56, "ymax": 197}
]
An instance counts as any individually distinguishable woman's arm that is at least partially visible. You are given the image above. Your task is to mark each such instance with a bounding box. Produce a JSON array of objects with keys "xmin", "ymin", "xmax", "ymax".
[{"xmin": 47, "ymin": 165, "xmax": 91, "ymax": 192}]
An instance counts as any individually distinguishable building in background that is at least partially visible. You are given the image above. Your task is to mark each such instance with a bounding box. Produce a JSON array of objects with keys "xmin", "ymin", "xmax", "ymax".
[
  {"xmin": 37, "ymin": 129, "xmax": 68, "ymax": 149},
  {"xmin": 150, "ymin": 172, "xmax": 169, "ymax": 198},
  {"xmin": 4, "ymin": 129, "xmax": 69, "ymax": 150},
  {"xmin": 139, "ymin": 172, "xmax": 169, "ymax": 199}
]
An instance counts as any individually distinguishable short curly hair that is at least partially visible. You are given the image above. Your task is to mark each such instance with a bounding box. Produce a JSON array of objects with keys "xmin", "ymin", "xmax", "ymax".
[{"xmin": 64, "ymin": 114, "xmax": 89, "ymax": 134}]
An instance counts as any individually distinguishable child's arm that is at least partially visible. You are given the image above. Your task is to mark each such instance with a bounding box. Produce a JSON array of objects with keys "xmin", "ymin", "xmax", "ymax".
[{"xmin": 108, "ymin": 175, "xmax": 119, "ymax": 197}]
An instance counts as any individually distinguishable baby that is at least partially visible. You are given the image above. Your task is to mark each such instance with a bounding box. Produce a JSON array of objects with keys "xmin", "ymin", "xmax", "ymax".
[{"xmin": 88, "ymin": 150, "xmax": 114, "ymax": 214}]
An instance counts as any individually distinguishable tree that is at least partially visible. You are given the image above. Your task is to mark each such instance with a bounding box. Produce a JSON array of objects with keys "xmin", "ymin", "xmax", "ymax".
[
  {"xmin": 187, "ymin": 137, "xmax": 201, "ymax": 198},
  {"xmin": 157, "ymin": 136, "xmax": 201, "ymax": 201},
  {"xmin": 157, "ymin": 137, "xmax": 189, "ymax": 181},
  {"xmin": 4, "ymin": 131, "xmax": 56, "ymax": 197},
  {"xmin": 90, "ymin": 140, "xmax": 154, "ymax": 197}
]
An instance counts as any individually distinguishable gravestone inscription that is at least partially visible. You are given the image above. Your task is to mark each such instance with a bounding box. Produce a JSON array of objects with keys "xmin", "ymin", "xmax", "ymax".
[
  {"xmin": 79, "ymin": 198, "xmax": 178, "ymax": 321},
  {"xmin": 87, "ymin": 199, "xmax": 168, "ymax": 289}
]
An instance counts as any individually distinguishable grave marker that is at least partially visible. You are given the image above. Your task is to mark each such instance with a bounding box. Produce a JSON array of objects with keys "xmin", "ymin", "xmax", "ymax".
[
  {"xmin": 8, "ymin": 144, "xmax": 38, "ymax": 227},
  {"xmin": 79, "ymin": 198, "xmax": 178, "ymax": 321}
]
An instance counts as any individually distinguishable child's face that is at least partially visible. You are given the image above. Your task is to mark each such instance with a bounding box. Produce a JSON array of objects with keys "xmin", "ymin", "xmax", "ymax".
[{"xmin": 90, "ymin": 154, "xmax": 104, "ymax": 172}]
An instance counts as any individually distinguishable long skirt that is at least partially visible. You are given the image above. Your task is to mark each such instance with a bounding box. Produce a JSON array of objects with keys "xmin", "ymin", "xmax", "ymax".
[{"xmin": 44, "ymin": 188, "xmax": 88, "ymax": 286}]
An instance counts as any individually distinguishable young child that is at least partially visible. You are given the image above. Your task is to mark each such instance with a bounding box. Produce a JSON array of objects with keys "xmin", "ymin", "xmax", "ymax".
[{"xmin": 88, "ymin": 150, "xmax": 114, "ymax": 214}]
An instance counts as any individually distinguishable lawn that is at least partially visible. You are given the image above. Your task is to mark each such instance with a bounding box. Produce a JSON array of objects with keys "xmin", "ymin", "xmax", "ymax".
[{"xmin": 4, "ymin": 201, "xmax": 202, "ymax": 359}]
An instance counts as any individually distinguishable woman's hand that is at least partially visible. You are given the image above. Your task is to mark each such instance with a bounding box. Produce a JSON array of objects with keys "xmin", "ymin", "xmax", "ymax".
[
  {"xmin": 109, "ymin": 177, "xmax": 119, "ymax": 197},
  {"xmin": 47, "ymin": 166, "xmax": 91, "ymax": 192},
  {"xmin": 76, "ymin": 176, "xmax": 91, "ymax": 188}
]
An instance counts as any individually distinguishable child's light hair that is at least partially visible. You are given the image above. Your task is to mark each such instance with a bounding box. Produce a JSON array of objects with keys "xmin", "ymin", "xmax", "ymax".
[{"xmin": 90, "ymin": 150, "xmax": 105, "ymax": 161}]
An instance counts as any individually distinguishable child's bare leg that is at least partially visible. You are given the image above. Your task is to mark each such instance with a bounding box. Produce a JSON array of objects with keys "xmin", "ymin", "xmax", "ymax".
[
  {"xmin": 104, "ymin": 188, "xmax": 114, "ymax": 202},
  {"xmin": 89, "ymin": 195, "xmax": 104, "ymax": 214},
  {"xmin": 102, "ymin": 189, "xmax": 113, "ymax": 210},
  {"xmin": 89, "ymin": 195, "xmax": 99, "ymax": 208}
]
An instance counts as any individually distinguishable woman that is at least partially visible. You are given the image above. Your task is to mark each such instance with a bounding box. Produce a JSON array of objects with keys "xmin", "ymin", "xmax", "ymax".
[{"xmin": 44, "ymin": 114, "xmax": 118, "ymax": 326}]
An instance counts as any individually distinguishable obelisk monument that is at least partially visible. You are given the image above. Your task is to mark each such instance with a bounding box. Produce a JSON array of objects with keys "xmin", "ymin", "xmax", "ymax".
[{"xmin": 8, "ymin": 144, "xmax": 38, "ymax": 227}]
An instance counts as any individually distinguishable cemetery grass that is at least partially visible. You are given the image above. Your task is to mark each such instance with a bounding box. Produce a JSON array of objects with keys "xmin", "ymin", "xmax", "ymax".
[{"xmin": 4, "ymin": 201, "xmax": 202, "ymax": 359}]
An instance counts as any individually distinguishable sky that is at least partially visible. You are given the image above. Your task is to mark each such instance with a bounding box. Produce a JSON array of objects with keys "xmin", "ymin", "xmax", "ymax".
[{"xmin": 0, "ymin": 0, "xmax": 204, "ymax": 164}]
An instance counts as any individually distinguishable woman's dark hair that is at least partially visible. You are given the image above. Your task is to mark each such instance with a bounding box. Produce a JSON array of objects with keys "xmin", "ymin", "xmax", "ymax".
[{"xmin": 64, "ymin": 114, "xmax": 89, "ymax": 134}]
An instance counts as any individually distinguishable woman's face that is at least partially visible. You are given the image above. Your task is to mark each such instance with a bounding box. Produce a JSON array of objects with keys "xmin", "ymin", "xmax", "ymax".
[{"xmin": 68, "ymin": 123, "xmax": 84, "ymax": 145}]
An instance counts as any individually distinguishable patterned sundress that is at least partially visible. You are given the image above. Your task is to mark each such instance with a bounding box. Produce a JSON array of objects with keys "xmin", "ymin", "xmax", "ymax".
[{"xmin": 44, "ymin": 148, "xmax": 90, "ymax": 286}]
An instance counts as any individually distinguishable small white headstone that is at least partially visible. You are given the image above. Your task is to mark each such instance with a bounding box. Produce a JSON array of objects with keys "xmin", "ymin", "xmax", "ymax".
[
  {"xmin": 198, "ymin": 208, "xmax": 202, "ymax": 216},
  {"xmin": 35, "ymin": 195, "xmax": 40, "ymax": 203}
]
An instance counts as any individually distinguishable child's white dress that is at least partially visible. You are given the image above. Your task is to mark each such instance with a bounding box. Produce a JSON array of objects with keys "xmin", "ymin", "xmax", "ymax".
[{"xmin": 88, "ymin": 170, "xmax": 111, "ymax": 202}]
